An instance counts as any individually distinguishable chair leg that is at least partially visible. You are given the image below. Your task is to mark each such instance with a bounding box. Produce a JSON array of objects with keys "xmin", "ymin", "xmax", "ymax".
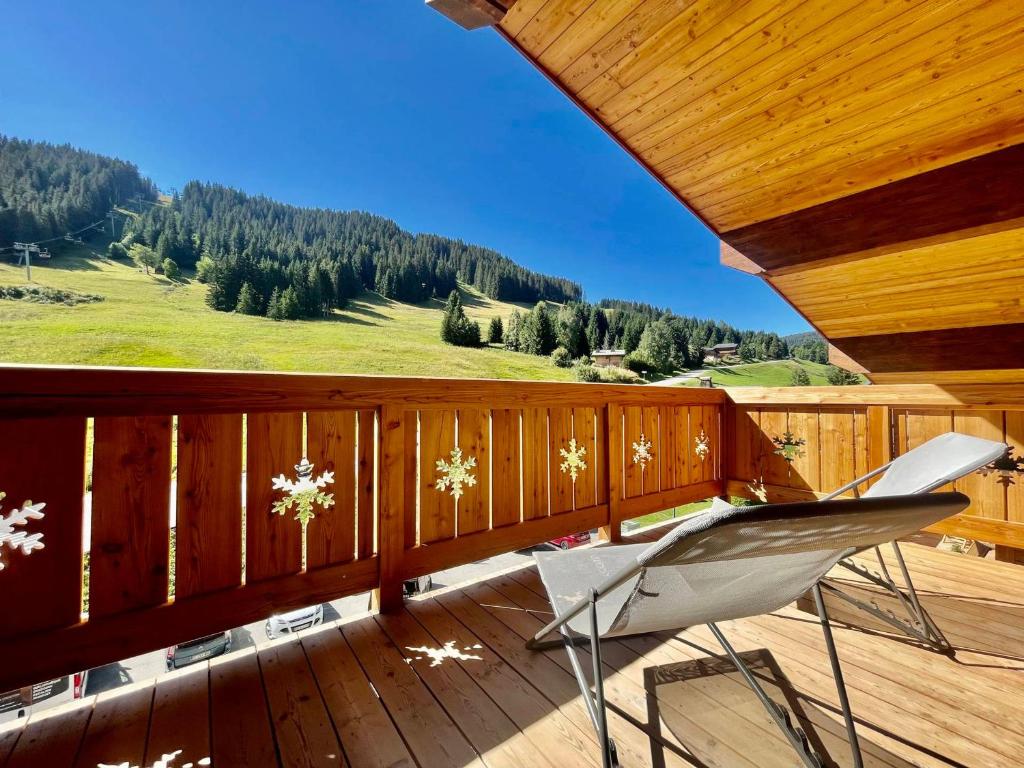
[
  {"xmin": 707, "ymin": 623, "xmax": 825, "ymax": 768},
  {"xmin": 812, "ymin": 583, "xmax": 864, "ymax": 768}
]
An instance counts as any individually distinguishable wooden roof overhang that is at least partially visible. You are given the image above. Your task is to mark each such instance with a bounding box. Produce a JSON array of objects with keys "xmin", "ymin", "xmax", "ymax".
[{"xmin": 429, "ymin": 0, "xmax": 1024, "ymax": 384}]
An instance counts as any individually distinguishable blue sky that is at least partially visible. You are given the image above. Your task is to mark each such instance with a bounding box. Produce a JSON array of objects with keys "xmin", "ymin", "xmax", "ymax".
[{"xmin": 1, "ymin": 1, "xmax": 808, "ymax": 334}]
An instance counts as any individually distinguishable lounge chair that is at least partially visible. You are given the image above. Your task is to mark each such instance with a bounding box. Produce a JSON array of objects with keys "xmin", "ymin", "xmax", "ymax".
[
  {"xmin": 818, "ymin": 432, "xmax": 1006, "ymax": 650},
  {"xmin": 528, "ymin": 492, "xmax": 971, "ymax": 768}
]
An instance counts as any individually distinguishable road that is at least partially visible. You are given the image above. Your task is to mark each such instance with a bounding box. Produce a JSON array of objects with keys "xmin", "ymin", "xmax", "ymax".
[{"xmin": 84, "ymin": 545, "xmax": 544, "ymax": 696}]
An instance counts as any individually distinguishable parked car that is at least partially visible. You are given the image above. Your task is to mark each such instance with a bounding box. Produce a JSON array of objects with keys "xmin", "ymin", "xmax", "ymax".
[
  {"xmin": 166, "ymin": 631, "xmax": 231, "ymax": 670},
  {"xmin": 403, "ymin": 574, "xmax": 433, "ymax": 597},
  {"xmin": 0, "ymin": 671, "xmax": 88, "ymax": 723},
  {"xmin": 549, "ymin": 531, "xmax": 591, "ymax": 550},
  {"xmin": 266, "ymin": 604, "xmax": 324, "ymax": 639}
]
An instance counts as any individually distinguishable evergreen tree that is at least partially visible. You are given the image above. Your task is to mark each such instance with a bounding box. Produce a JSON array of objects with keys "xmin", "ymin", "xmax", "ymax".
[
  {"xmin": 504, "ymin": 310, "xmax": 523, "ymax": 351},
  {"xmin": 826, "ymin": 365, "xmax": 861, "ymax": 386},
  {"xmin": 439, "ymin": 290, "xmax": 480, "ymax": 347},
  {"xmin": 520, "ymin": 302, "xmax": 557, "ymax": 356},
  {"xmin": 162, "ymin": 258, "xmax": 180, "ymax": 280},
  {"xmin": 556, "ymin": 304, "xmax": 590, "ymax": 359},
  {"xmin": 621, "ymin": 315, "xmax": 646, "ymax": 354},
  {"xmin": 636, "ymin": 320, "xmax": 677, "ymax": 373},
  {"xmin": 487, "ymin": 316, "xmax": 504, "ymax": 344},
  {"xmin": 266, "ymin": 287, "xmax": 283, "ymax": 320},
  {"xmin": 790, "ymin": 366, "xmax": 811, "ymax": 386},
  {"xmin": 235, "ymin": 281, "xmax": 261, "ymax": 315}
]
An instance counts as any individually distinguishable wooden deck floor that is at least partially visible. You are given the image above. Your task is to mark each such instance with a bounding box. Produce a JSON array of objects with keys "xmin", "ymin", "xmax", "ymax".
[{"xmin": 2, "ymin": 524, "xmax": 1023, "ymax": 768}]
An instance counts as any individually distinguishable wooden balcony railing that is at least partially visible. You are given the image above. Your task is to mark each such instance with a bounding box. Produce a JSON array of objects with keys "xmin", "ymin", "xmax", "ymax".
[
  {"xmin": 725, "ymin": 385, "xmax": 1024, "ymax": 553},
  {"xmin": 0, "ymin": 365, "xmax": 723, "ymax": 693}
]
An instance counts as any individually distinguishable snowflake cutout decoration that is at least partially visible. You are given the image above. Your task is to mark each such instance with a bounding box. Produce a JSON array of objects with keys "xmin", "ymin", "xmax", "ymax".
[
  {"xmin": 559, "ymin": 438, "xmax": 588, "ymax": 481},
  {"xmin": 977, "ymin": 447, "xmax": 1024, "ymax": 488},
  {"xmin": 271, "ymin": 458, "xmax": 334, "ymax": 532},
  {"xmin": 632, "ymin": 433, "xmax": 653, "ymax": 469},
  {"xmin": 695, "ymin": 428, "xmax": 711, "ymax": 462},
  {"xmin": 406, "ymin": 641, "xmax": 483, "ymax": 668},
  {"xmin": 0, "ymin": 491, "xmax": 46, "ymax": 571},
  {"xmin": 771, "ymin": 431, "xmax": 806, "ymax": 463},
  {"xmin": 98, "ymin": 750, "xmax": 195, "ymax": 768},
  {"xmin": 436, "ymin": 447, "xmax": 477, "ymax": 499}
]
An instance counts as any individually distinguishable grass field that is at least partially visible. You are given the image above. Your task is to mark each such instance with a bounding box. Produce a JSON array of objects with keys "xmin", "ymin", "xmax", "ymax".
[
  {"xmin": 681, "ymin": 358, "xmax": 840, "ymax": 387},
  {"xmin": 0, "ymin": 246, "xmax": 573, "ymax": 380}
]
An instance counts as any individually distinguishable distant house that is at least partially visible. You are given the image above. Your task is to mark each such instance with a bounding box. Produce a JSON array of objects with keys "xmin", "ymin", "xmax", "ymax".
[
  {"xmin": 592, "ymin": 349, "xmax": 626, "ymax": 368},
  {"xmin": 702, "ymin": 342, "xmax": 738, "ymax": 362}
]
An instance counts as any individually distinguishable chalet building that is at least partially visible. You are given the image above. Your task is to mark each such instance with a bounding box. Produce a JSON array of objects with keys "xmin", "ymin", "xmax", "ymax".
[
  {"xmin": 702, "ymin": 342, "xmax": 738, "ymax": 361},
  {"xmin": 591, "ymin": 349, "xmax": 626, "ymax": 368}
]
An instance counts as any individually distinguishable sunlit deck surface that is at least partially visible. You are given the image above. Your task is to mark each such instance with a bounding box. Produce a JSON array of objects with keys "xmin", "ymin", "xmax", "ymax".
[{"xmin": 3, "ymin": 522, "xmax": 1022, "ymax": 768}]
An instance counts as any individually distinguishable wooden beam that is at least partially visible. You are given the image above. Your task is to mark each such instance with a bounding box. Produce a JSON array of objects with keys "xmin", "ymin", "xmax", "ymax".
[
  {"xmin": 426, "ymin": 0, "xmax": 510, "ymax": 30},
  {"xmin": 830, "ymin": 323, "xmax": 1024, "ymax": 375},
  {"xmin": 723, "ymin": 384, "xmax": 1024, "ymax": 410},
  {"xmin": 719, "ymin": 241, "xmax": 763, "ymax": 275},
  {"xmin": 720, "ymin": 144, "xmax": 1024, "ymax": 272},
  {"xmin": 828, "ymin": 344, "xmax": 868, "ymax": 374}
]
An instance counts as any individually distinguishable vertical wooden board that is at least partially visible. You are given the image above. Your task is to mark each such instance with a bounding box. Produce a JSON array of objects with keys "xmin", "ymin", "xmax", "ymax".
[
  {"xmin": 419, "ymin": 409, "xmax": 457, "ymax": 544},
  {"xmin": 606, "ymin": 404, "xmax": 622, "ymax": 533},
  {"xmin": 91, "ymin": 416, "xmax": 172, "ymax": 618},
  {"xmin": 522, "ymin": 408, "xmax": 549, "ymax": 520},
  {"xmin": 688, "ymin": 405, "xmax": 715, "ymax": 485},
  {"xmin": 953, "ymin": 410, "xmax": 1006, "ymax": 520},
  {"xmin": 144, "ymin": 667, "xmax": 210, "ymax": 768},
  {"xmin": 623, "ymin": 406, "xmax": 644, "ymax": 499},
  {"xmin": 660, "ymin": 406, "xmax": 678, "ymax": 490},
  {"xmin": 356, "ymin": 410, "xmax": 376, "ymax": 559},
  {"xmin": 818, "ymin": 410, "xmax": 856, "ymax": 493},
  {"xmin": 176, "ymin": 413, "xmax": 243, "ymax": 600},
  {"xmin": 490, "ymin": 409, "xmax": 521, "ymax": 528},
  {"xmin": 786, "ymin": 410, "xmax": 821, "ymax": 492},
  {"xmin": 549, "ymin": 407, "xmax": 574, "ymax": 514},
  {"xmin": 377, "ymin": 406, "xmax": 406, "ymax": 612},
  {"xmin": 457, "ymin": 408, "xmax": 490, "ymax": 535},
  {"xmin": 729, "ymin": 407, "xmax": 757, "ymax": 481},
  {"xmin": 673, "ymin": 406, "xmax": 692, "ymax": 488},
  {"xmin": 404, "ymin": 410, "xmax": 419, "ymax": 547},
  {"xmin": 594, "ymin": 406, "xmax": 609, "ymax": 505},
  {"xmin": 642, "ymin": 406, "xmax": 661, "ymax": 494},
  {"xmin": 210, "ymin": 650, "xmax": 278, "ymax": 767},
  {"xmin": 905, "ymin": 410, "xmax": 955, "ymax": 491},
  {"xmin": 703, "ymin": 404, "xmax": 720, "ymax": 483},
  {"xmin": 0, "ymin": 417, "xmax": 85, "ymax": 639},
  {"xmin": 245, "ymin": 412, "xmax": 303, "ymax": 583},
  {"xmin": 307, "ymin": 411, "xmax": 357, "ymax": 568},
  {"xmin": 893, "ymin": 409, "xmax": 909, "ymax": 457},
  {"xmin": 1007, "ymin": 411, "xmax": 1024, "ymax": 524},
  {"xmin": 572, "ymin": 407, "xmax": 598, "ymax": 509},
  {"xmin": 757, "ymin": 409, "xmax": 789, "ymax": 487},
  {"xmin": 853, "ymin": 408, "xmax": 870, "ymax": 482}
]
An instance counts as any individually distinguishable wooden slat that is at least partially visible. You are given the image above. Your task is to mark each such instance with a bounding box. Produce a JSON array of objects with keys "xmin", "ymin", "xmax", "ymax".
[
  {"xmin": 691, "ymin": 404, "xmax": 722, "ymax": 486},
  {"xmin": 659, "ymin": 406, "xmax": 678, "ymax": 491},
  {"xmin": 210, "ymin": 650, "xmax": 278, "ymax": 768},
  {"xmin": 5, "ymin": 704, "xmax": 89, "ymax": 768},
  {"xmin": 376, "ymin": 405, "xmax": 406, "ymax": 612},
  {"xmin": 302, "ymin": 626, "xmax": 416, "ymax": 768},
  {"xmin": 245, "ymin": 412, "xmax": 304, "ymax": 583},
  {"xmin": 457, "ymin": 408, "xmax": 490, "ymax": 535},
  {"xmin": 90, "ymin": 416, "xmax": 172, "ymax": 617},
  {"xmin": 522, "ymin": 407, "xmax": 549, "ymax": 520},
  {"xmin": 176, "ymin": 413, "xmax": 243, "ymax": 599},
  {"xmin": 144, "ymin": 666, "xmax": 210, "ymax": 768},
  {"xmin": 724, "ymin": 384, "xmax": 1024, "ymax": 409},
  {"xmin": 572, "ymin": 407, "xmax": 597, "ymax": 509},
  {"xmin": 1007, "ymin": 411, "xmax": 1024, "ymax": 524},
  {"xmin": 0, "ymin": 417, "xmax": 85, "ymax": 639},
  {"xmin": 785, "ymin": 410, "xmax": 821, "ymax": 492},
  {"xmin": 307, "ymin": 411, "xmax": 357, "ymax": 568},
  {"xmin": 259, "ymin": 638, "xmax": 346, "ymax": 766},
  {"xmin": 419, "ymin": 409, "xmax": 457, "ymax": 544},
  {"xmin": 356, "ymin": 409, "xmax": 376, "ymax": 559},
  {"xmin": 0, "ymin": 364, "xmax": 725, "ymax": 418},
  {"xmin": 343, "ymin": 617, "xmax": 485, "ymax": 768},
  {"xmin": 548, "ymin": 407, "xmax": 575, "ymax": 513},
  {"xmin": 641, "ymin": 405, "xmax": 660, "ymax": 494},
  {"xmin": 622, "ymin": 406, "xmax": 643, "ymax": 499},
  {"xmin": 73, "ymin": 685, "xmax": 152, "ymax": 768},
  {"xmin": 952, "ymin": 410, "xmax": 1006, "ymax": 520},
  {"xmin": 491, "ymin": 409, "xmax": 522, "ymax": 528},
  {"xmin": 818, "ymin": 409, "xmax": 858, "ymax": 492}
]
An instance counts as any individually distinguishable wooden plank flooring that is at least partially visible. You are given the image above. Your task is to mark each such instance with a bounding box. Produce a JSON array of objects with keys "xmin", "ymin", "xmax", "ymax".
[{"xmin": 2, "ymin": 524, "xmax": 1023, "ymax": 767}]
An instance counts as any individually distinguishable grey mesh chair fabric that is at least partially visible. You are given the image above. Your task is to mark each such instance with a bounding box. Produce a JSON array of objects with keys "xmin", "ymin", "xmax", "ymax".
[
  {"xmin": 816, "ymin": 432, "xmax": 1006, "ymax": 649},
  {"xmin": 530, "ymin": 493, "xmax": 971, "ymax": 768}
]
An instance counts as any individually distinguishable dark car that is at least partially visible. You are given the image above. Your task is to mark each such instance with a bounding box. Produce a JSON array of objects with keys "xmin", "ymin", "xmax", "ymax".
[
  {"xmin": 549, "ymin": 531, "xmax": 591, "ymax": 550},
  {"xmin": 166, "ymin": 631, "xmax": 231, "ymax": 670}
]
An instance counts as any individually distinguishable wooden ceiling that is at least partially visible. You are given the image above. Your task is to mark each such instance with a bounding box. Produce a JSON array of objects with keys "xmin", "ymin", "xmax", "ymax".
[{"xmin": 431, "ymin": 0, "xmax": 1024, "ymax": 383}]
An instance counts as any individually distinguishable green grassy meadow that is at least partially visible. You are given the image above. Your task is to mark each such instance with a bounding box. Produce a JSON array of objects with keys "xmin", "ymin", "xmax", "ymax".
[
  {"xmin": 0, "ymin": 246, "xmax": 573, "ymax": 381},
  {"xmin": 681, "ymin": 358, "xmax": 839, "ymax": 388}
]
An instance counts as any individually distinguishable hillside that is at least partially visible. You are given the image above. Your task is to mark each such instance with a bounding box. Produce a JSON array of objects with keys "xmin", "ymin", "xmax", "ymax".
[
  {"xmin": 680, "ymin": 359, "xmax": 836, "ymax": 387},
  {"xmin": 0, "ymin": 244, "xmax": 573, "ymax": 380}
]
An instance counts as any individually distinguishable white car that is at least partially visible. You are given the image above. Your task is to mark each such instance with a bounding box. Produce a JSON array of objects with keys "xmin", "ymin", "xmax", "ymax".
[
  {"xmin": 265, "ymin": 604, "xmax": 324, "ymax": 639},
  {"xmin": 0, "ymin": 671, "xmax": 88, "ymax": 723}
]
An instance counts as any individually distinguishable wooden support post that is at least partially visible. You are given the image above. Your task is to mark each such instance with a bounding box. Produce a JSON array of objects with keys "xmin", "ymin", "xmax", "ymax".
[
  {"xmin": 867, "ymin": 405, "xmax": 893, "ymax": 480},
  {"xmin": 599, "ymin": 403, "xmax": 623, "ymax": 543},
  {"xmin": 373, "ymin": 405, "xmax": 405, "ymax": 612}
]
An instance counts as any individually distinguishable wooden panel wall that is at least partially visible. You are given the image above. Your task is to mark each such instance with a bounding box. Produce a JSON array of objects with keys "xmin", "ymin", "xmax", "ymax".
[
  {"xmin": 0, "ymin": 365, "xmax": 725, "ymax": 693},
  {"xmin": 725, "ymin": 390, "xmax": 1024, "ymax": 548}
]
